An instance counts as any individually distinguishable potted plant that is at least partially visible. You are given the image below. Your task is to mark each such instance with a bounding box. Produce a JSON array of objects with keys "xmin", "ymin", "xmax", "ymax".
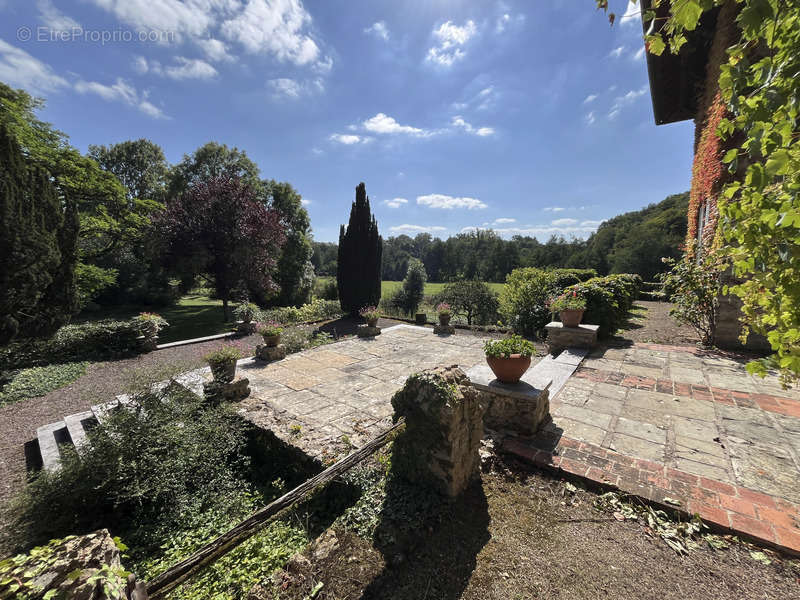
[
  {"xmin": 135, "ymin": 312, "xmax": 168, "ymax": 337},
  {"xmin": 483, "ymin": 335, "xmax": 537, "ymax": 384},
  {"xmin": 234, "ymin": 302, "xmax": 259, "ymax": 324},
  {"xmin": 549, "ymin": 291, "xmax": 587, "ymax": 328},
  {"xmin": 436, "ymin": 303, "xmax": 452, "ymax": 326},
  {"xmin": 359, "ymin": 306, "xmax": 380, "ymax": 327},
  {"xmin": 257, "ymin": 321, "xmax": 283, "ymax": 347},
  {"xmin": 204, "ymin": 344, "xmax": 243, "ymax": 383}
]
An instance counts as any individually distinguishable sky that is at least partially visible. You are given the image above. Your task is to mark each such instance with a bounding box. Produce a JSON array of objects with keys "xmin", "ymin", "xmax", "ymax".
[{"xmin": 0, "ymin": 0, "xmax": 695, "ymax": 243}]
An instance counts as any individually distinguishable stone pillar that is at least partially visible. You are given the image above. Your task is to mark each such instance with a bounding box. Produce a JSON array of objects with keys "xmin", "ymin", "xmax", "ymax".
[
  {"xmin": 203, "ymin": 377, "xmax": 251, "ymax": 404},
  {"xmin": 256, "ymin": 344, "xmax": 287, "ymax": 362},
  {"xmin": 390, "ymin": 365, "xmax": 485, "ymax": 498},
  {"xmin": 545, "ymin": 322, "xmax": 598, "ymax": 355}
]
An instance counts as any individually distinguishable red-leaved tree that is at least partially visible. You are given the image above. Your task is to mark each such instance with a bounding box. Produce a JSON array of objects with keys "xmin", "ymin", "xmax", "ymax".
[{"xmin": 157, "ymin": 176, "xmax": 286, "ymax": 320}]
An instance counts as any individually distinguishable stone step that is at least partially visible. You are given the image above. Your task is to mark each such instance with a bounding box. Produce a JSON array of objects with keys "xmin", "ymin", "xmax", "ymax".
[
  {"xmin": 36, "ymin": 421, "xmax": 68, "ymax": 472},
  {"xmin": 172, "ymin": 368, "xmax": 208, "ymax": 398},
  {"xmin": 91, "ymin": 400, "xmax": 118, "ymax": 425},
  {"xmin": 63, "ymin": 410, "xmax": 95, "ymax": 450}
]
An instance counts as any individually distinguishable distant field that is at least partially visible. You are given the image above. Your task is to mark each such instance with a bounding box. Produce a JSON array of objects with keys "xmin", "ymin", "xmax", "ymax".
[{"xmin": 317, "ymin": 278, "xmax": 505, "ymax": 297}]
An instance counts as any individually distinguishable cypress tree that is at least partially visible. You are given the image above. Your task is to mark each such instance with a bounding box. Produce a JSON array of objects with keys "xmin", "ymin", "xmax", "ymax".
[
  {"xmin": 337, "ymin": 182, "xmax": 382, "ymax": 315},
  {"xmin": 0, "ymin": 125, "xmax": 78, "ymax": 344}
]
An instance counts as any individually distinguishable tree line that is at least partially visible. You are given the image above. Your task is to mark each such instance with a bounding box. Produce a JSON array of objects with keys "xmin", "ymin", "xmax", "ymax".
[{"xmin": 313, "ymin": 192, "xmax": 688, "ymax": 283}]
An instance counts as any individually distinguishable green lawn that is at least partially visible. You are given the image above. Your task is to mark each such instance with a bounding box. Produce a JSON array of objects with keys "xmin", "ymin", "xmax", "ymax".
[
  {"xmin": 317, "ymin": 278, "xmax": 505, "ymax": 297},
  {"xmin": 76, "ymin": 292, "xmax": 232, "ymax": 344}
]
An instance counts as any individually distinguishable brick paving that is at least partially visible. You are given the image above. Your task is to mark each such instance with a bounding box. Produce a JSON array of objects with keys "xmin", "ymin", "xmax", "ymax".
[{"xmin": 502, "ymin": 342, "xmax": 800, "ymax": 555}]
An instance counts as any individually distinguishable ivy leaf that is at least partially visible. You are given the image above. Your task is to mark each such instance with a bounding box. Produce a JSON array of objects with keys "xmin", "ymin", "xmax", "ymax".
[
  {"xmin": 673, "ymin": 0, "xmax": 704, "ymax": 31},
  {"xmin": 722, "ymin": 149, "xmax": 738, "ymax": 163},
  {"xmin": 738, "ymin": 0, "xmax": 774, "ymax": 38},
  {"xmin": 765, "ymin": 149, "xmax": 790, "ymax": 176},
  {"xmin": 645, "ymin": 34, "xmax": 666, "ymax": 56}
]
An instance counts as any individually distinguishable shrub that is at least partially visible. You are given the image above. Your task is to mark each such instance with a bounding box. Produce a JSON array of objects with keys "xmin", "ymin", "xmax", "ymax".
[
  {"xmin": 256, "ymin": 321, "xmax": 283, "ymax": 338},
  {"xmin": 498, "ymin": 268, "xmax": 560, "ymax": 336},
  {"xmin": 565, "ymin": 273, "xmax": 642, "ymax": 337},
  {"xmin": 437, "ymin": 281, "xmax": 500, "ymax": 326},
  {"xmin": 259, "ymin": 299, "xmax": 342, "ymax": 325},
  {"xmin": 400, "ymin": 259, "xmax": 427, "ymax": 315},
  {"xmin": 0, "ymin": 362, "xmax": 88, "ymax": 407},
  {"xmin": 233, "ymin": 302, "xmax": 259, "ymax": 322},
  {"xmin": 483, "ymin": 335, "xmax": 537, "ymax": 358},
  {"xmin": 659, "ymin": 253, "xmax": 720, "ymax": 346},
  {"xmin": 315, "ymin": 278, "xmax": 338, "ymax": 301},
  {"xmin": 551, "ymin": 268, "xmax": 597, "ymax": 283}
]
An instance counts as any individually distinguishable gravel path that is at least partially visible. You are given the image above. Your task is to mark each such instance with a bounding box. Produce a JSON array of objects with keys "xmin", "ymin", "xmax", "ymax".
[{"xmin": 613, "ymin": 300, "xmax": 698, "ymax": 345}]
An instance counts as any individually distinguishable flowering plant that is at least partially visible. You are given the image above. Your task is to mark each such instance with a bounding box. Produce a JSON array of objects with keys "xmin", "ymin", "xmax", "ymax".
[
  {"xmin": 549, "ymin": 291, "xmax": 586, "ymax": 312},
  {"xmin": 256, "ymin": 321, "xmax": 283, "ymax": 337},
  {"xmin": 359, "ymin": 306, "xmax": 380, "ymax": 321},
  {"xmin": 134, "ymin": 312, "xmax": 168, "ymax": 332},
  {"xmin": 435, "ymin": 303, "xmax": 452, "ymax": 317},
  {"xmin": 484, "ymin": 335, "xmax": 536, "ymax": 358},
  {"xmin": 203, "ymin": 343, "xmax": 244, "ymax": 365}
]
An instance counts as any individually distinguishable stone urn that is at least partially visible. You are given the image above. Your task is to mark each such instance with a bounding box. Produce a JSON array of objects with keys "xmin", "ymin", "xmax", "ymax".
[
  {"xmin": 559, "ymin": 309, "xmax": 584, "ymax": 328},
  {"xmin": 367, "ymin": 316, "xmax": 379, "ymax": 327},
  {"xmin": 263, "ymin": 333, "xmax": 281, "ymax": 347},
  {"xmin": 438, "ymin": 314, "xmax": 451, "ymax": 327},
  {"xmin": 209, "ymin": 358, "xmax": 237, "ymax": 383},
  {"xmin": 415, "ymin": 313, "xmax": 427, "ymax": 325},
  {"xmin": 486, "ymin": 354, "xmax": 531, "ymax": 384}
]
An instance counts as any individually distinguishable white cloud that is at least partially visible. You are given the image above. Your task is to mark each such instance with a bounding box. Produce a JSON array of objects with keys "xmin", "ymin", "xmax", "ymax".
[
  {"xmin": 451, "ymin": 115, "xmax": 495, "ymax": 137},
  {"xmin": 633, "ymin": 46, "xmax": 646, "ymax": 61},
  {"xmin": 364, "ymin": 21, "xmax": 389, "ymax": 40},
  {"xmin": 494, "ymin": 218, "xmax": 516, "ymax": 224},
  {"xmin": 495, "ymin": 12, "xmax": 525, "ymax": 33},
  {"xmin": 453, "ymin": 85, "xmax": 497, "ymax": 112},
  {"xmin": 543, "ymin": 206, "xmax": 566, "ymax": 212},
  {"xmin": 608, "ymin": 85, "xmax": 648, "ymax": 120},
  {"xmin": 417, "ymin": 194, "xmax": 487, "ymax": 210},
  {"xmin": 620, "ymin": 1, "xmax": 640, "ymax": 26},
  {"xmin": 426, "ymin": 20, "xmax": 477, "ymax": 67},
  {"xmin": 384, "ymin": 198, "xmax": 408, "ymax": 208},
  {"xmin": 585, "ymin": 111, "xmax": 596, "ymax": 125},
  {"xmin": 164, "ymin": 57, "xmax": 218, "ymax": 79},
  {"xmin": 74, "ymin": 77, "xmax": 168, "ymax": 118},
  {"xmin": 37, "ymin": 0, "xmax": 81, "ymax": 32},
  {"xmin": 552, "ymin": 218, "xmax": 578, "ymax": 226},
  {"xmin": 132, "ymin": 55, "xmax": 149, "ymax": 74},
  {"xmin": 462, "ymin": 223, "xmax": 601, "ymax": 240},
  {"xmin": 390, "ymin": 224, "xmax": 447, "ymax": 233},
  {"xmin": 0, "ymin": 39, "xmax": 68, "ymax": 95},
  {"xmin": 329, "ymin": 133, "xmax": 370, "ymax": 145},
  {"xmin": 198, "ymin": 38, "xmax": 234, "ymax": 62},
  {"xmin": 608, "ymin": 45, "xmax": 625, "ymax": 59},
  {"xmin": 268, "ymin": 77, "xmax": 323, "ymax": 98},
  {"xmin": 580, "ymin": 219, "xmax": 604, "ymax": 227},
  {"xmin": 301, "ymin": 198, "xmax": 311, "ymax": 206},
  {"xmin": 583, "ymin": 93, "xmax": 598, "ymax": 104},
  {"xmin": 363, "ymin": 113, "xmax": 427, "ymax": 136}
]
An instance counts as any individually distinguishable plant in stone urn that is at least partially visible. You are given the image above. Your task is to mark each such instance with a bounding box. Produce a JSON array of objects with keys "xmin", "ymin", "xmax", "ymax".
[
  {"xmin": 359, "ymin": 305, "xmax": 380, "ymax": 327},
  {"xmin": 204, "ymin": 343, "xmax": 243, "ymax": 383},
  {"xmin": 234, "ymin": 302, "xmax": 259, "ymax": 323},
  {"xmin": 549, "ymin": 291, "xmax": 586, "ymax": 328},
  {"xmin": 436, "ymin": 303, "xmax": 452, "ymax": 326},
  {"xmin": 134, "ymin": 312, "xmax": 168, "ymax": 350},
  {"xmin": 257, "ymin": 321, "xmax": 283, "ymax": 347},
  {"xmin": 483, "ymin": 335, "xmax": 537, "ymax": 384}
]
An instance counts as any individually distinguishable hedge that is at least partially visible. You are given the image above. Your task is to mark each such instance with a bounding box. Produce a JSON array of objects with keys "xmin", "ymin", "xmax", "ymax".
[
  {"xmin": 566, "ymin": 273, "xmax": 642, "ymax": 337},
  {"xmin": 258, "ymin": 299, "xmax": 342, "ymax": 325}
]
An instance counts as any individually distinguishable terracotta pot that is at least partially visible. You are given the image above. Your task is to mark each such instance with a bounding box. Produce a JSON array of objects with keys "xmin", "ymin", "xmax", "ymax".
[
  {"xmin": 263, "ymin": 334, "xmax": 281, "ymax": 347},
  {"xmin": 439, "ymin": 314, "xmax": 451, "ymax": 326},
  {"xmin": 559, "ymin": 309, "xmax": 584, "ymax": 328},
  {"xmin": 367, "ymin": 317, "xmax": 379, "ymax": 327},
  {"xmin": 209, "ymin": 358, "xmax": 236, "ymax": 383},
  {"xmin": 486, "ymin": 354, "xmax": 532, "ymax": 384}
]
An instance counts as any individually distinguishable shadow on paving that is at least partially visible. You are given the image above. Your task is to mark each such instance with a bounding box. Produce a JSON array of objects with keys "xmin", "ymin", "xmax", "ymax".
[
  {"xmin": 360, "ymin": 477, "xmax": 491, "ymax": 600},
  {"xmin": 312, "ymin": 316, "xmax": 405, "ymax": 339}
]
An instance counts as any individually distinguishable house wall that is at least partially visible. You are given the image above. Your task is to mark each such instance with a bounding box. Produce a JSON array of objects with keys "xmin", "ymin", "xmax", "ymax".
[{"xmin": 689, "ymin": 1, "xmax": 770, "ymax": 353}]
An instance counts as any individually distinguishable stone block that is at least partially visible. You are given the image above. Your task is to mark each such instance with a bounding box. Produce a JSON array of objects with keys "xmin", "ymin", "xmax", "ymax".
[
  {"xmin": 204, "ymin": 376, "xmax": 251, "ymax": 403},
  {"xmin": 390, "ymin": 365, "xmax": 486, "ymax": 498},
  {"xmin": 256, "ymin": 343, "xmax": 287, "ymax": 362},
  {"xmin": 357, "ymin": 325, "xmax": 381, "ymax": 338},
  {"xmin": 236, "ymin": 320, "xmax": 257, "ymax": 335},
  {"xmin": 415, "ymin": 313, "xmax": 428, "ymax": 325},
  {"xmin": 545, "ymin": 321, "xmax": 598, "ymax": 354},
  {"xmin": 433, "ymin": 324, "xmax": 455, "ymax": 335},
  {"xmin": 466, "ymin": 363, "xmax": 551, "ymax": 435}
]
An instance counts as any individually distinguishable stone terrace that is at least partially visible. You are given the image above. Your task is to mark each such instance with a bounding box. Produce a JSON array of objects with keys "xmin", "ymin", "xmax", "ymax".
[
  {"xmin": 234, "ymin": 325, "xmax": 502, "ymax": 461},
  {"xmin": 503, "ymin": 342, "xmax": 800, "ymax": 555}
]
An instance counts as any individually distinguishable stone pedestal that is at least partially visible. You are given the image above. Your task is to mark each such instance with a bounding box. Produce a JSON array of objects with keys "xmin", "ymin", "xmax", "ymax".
[
  {"xmin": 466, "ymin": 363, "xmax": 552, "ymax": 436},
  {"xmin": 203, "ymin": 376, "xmax": 250, "ymax": 403},
  {"xmin": 256, "ymin": 343, "xmax": 287, "ymax": 362},
  {"xmin": 545, "ymin": 322, "xmax": 598, "ymax": 354},
  {"xmin": 390, "ymin": 366, "xmax": 485, "ymax": 498},
  {"xmin": 415, "ymin": 313, "xmax": 428, "ymax": 325},
  {"xmin": 357, "ymin": 325, "xmax": 381, "ymax": 338},
  {"xmin": 236, "ymin": 321, "xmax": 257, "ymax": 335},
  {"xmin": 433, "ymin": 324, "xmax": 455, "ymax": 335}
]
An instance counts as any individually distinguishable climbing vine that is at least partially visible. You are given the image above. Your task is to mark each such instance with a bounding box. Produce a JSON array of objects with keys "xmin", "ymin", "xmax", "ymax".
[{"xmin": 600, "ymin": 0, "xmax": 800, "ymax": 385}]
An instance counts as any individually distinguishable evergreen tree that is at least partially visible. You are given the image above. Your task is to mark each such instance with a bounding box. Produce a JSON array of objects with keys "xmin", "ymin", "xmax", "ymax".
[
  {"xmin": 337, "ymin": 182, "xmax": 382, "ymax": 315},
  {"xmin": 401, "ymin": 258, "xmax": 427, "ymax": 315},
  {"xmin": 0, "ymin": 125, "xmax": 78, "ymax": 344}
]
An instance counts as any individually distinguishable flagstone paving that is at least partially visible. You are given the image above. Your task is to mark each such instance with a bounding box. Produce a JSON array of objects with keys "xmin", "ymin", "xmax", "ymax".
[{"xmin": 503, "ymin": 342, "xmax": 800, "ymax": 555}]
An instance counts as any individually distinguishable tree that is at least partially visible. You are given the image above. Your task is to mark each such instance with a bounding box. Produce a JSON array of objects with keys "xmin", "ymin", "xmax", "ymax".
[
  {"xmin": 168, "ymin": 142, "xmax": 261, "ymax": 199},
  {"xmin": 438, "ymin": 280, "xmax": 500, "ymax": 326},
  {"xmin": 88, "ymin": 139, "xmax": 169, "ymax": 205},
  {"xmin": 261, "ymin": 180, "xmax": 314, "ymax": 307},
  {"xmin": 337, "ymin": 182, "xmax": 382, "ymax": 315},
  {"xmin": 311, "ymin": 242, "xmax": 338, "ymax": 276},
  {"xmin": 401, "ymin": 258, "xmax": 427, "ymax": 315},
  {"xmin": 0, "ymin": 124, "xmax": 78, "ymax": 344},
  {"xmin": 157, "ymin": 177, "xmax": 286, "ymax": 320}
]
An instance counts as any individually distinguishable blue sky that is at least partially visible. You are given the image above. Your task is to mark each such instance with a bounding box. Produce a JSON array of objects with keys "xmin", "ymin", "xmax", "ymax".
[{"xmin": 0, "ymin": 0, "xmax": 694, "ymax": 243}]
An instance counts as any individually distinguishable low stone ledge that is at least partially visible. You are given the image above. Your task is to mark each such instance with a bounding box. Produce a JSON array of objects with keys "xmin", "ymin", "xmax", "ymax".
[
  {"xmin": 545, "ymin": 322, "xmax": 598, "ymax": 354},
  {"xmin": 204, "ymin": 376, "xmax": 250, "ymax": 403},
  {"xmin": 466, "ymin": 363, "xmax": 552, "ymax": 436},
  {"xmin": 357, "ymin": 325, "xmax": 381, "ymax": 338},
  {"xmin": 433, "ymin": 324, "xmax": 456, "ymax": 335}
]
